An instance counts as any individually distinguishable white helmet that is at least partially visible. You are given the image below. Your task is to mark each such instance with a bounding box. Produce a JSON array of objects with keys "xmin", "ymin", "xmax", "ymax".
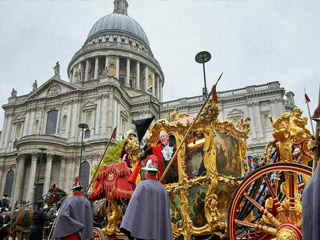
[{"xmin": 142, "ymin": 155, "xmax": 159, "ymax": 172}]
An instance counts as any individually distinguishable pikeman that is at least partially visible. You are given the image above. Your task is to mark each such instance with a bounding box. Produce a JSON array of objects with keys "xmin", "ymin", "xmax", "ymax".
[
  {"xmin": 120, "ymin": 155, "xmax": 173, "ymax": 240},
  {"xmin": 53, "ymin": 177, "xmax": 93, "ymax": 240}
]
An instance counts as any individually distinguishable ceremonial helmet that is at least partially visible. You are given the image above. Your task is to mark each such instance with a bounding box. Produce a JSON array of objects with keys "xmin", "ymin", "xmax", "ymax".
[
  {"xmin": 142, "ymin": 155, "xmax": 159, "ymax": 172},
  {"xmin": 72, "ymin": 176, "xmax": 83, "ymax": 190}
]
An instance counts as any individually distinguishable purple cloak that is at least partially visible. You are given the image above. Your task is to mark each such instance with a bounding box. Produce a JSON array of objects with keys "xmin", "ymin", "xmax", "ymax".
[
  {"xmin": 120, "ymin": 179, "xmax": 174, "ymax": 240},
  {"xmin": 53, "ymin": 195, "xmax": 93, "ymax": 239},
  {"xmin": 302, "ymin": 161, "xmax": 320, "ymax": 239}
]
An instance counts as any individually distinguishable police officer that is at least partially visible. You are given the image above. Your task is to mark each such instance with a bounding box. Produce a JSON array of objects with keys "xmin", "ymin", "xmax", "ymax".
[
  {"xmin": 0, "ymin": 208, "xmax": 10, "ymax": 240},
  {"xmin": 29, "ymin": 201, "xmax": 56, "ymax": 240}
]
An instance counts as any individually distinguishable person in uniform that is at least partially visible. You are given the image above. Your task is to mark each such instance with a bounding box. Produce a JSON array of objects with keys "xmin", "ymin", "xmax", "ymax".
[
  {"xmin": 53, "ymin": 177, "xmax": 93, "ymax": 240},
  {"xmin": 0, "ymin": 208, "xmax": 10, "ymax": 240},
  {"xmin": 30, "ymin": 200, "xmax": 56, "ymax": 240},
  {"xmin": 0, "ymin": 195, "xmax": 9, "ymax": 211},
  {"xmin": 140, "ymin": 130, "xmax": 178, "ymax": 184},
  {"xmin": 120, "ymin": 155, "xmax": 174, "ymax": 240}
]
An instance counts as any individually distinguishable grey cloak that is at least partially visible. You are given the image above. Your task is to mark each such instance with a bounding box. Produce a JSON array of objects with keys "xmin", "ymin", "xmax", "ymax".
[
  {"xmin": 302, "ymin": 161, "xmax": 320, "ymax": 239},
  {"xmin": 53, "ymin": 195, "xmax": 93, "ymax": 239},
  {"xmin": 120, "ymin": 179, "xmax": 173, "ymax": 240}
]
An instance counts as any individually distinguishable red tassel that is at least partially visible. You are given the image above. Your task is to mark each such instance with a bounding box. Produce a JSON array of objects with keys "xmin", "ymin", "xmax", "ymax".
[{"xmin": 128, "ymin": 160, "xmax": 141, "ymax": 185}]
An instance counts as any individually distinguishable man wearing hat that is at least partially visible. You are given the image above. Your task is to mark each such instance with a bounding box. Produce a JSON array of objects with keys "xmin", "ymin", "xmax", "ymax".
[
  {"xmin": 30, "ymin": 200, "xmax": 55, "ymax": 240},
  {"xmin": 120, "ymin": 155, "xmax": 173, "ymax": 240},
  {"xmin": 0, "ymin": 195, "xmax": 9, "ymax": 211},
  {"xmin": 0, "ymin": 208, "xmax": 10, "ymax": 240},
  {"xmin": 53, "ymin": 177, "xmax": 93, "ymax": 240}
]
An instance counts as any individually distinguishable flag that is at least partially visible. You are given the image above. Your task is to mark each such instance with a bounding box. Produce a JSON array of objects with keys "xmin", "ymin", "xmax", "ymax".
[
  {"xmin": 110, "ymin": 127, "xmax": 117, "ymax": 139},
  {"xmin": 211, "ymin": 84, "xmax": 218, "ymax": 103},
  {"xmin": 132, "ymin": 116, "xmax": 155, "ymax": 142},
  {"xmin": 313, "ymin": 105, "xmax": 320, "ymax": 119},
  {"xmin": 305, "ymin": 93, "xmax": 311, "ymax": 103}
]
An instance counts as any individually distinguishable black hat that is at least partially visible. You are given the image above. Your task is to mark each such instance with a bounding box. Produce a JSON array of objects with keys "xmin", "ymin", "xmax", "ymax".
[
  {"xmin": 0, "ymin": 208, "xmax": 7, "ymax": 213},
  {"xmin": 36, "ymin": 200, "xmax": 44, "ymax": 209}
]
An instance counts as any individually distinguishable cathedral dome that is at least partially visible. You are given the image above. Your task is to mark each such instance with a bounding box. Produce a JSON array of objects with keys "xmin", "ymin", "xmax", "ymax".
[{"xmin": 87, "ymin": 11, "xmax": 150, "ymax": 47}]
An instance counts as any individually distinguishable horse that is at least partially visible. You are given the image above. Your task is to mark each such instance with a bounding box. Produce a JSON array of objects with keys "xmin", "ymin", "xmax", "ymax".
[
  {"xmin": 42, "ymin": 185, "xmax": 68, "ymax": 238},
  {"xmin": 11, "ymin": 204, "xmax": 34, "ymax": 240},
  {"xmin": 43, "ymin": 184, "xmax": 68, "ymax": 208},
  {"xmin": 92, "ymin": 199, "xmax": 108, "ymax": 229}
]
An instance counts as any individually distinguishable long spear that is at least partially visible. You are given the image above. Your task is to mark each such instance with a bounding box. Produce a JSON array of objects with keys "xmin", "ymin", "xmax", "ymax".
[
  {"xmin": 85, "ymin": 127, "xmax": 117, "ymax": 197},
  {"xmin": 304, "ymin": 89, "xmax": 315, "ymax": 137},
  {"xmin": 312, "ymin": 86, "xmax": 320, "ymax": 174},
  {"xmin": 160, "ymin": 73, "xmax": 223, "ymax": 182}
]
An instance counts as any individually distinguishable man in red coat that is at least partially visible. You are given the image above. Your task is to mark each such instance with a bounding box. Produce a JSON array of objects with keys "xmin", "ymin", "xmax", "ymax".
[{"xmin": 141, "ymin": 130, "xmax": 178, "ymax": 184}]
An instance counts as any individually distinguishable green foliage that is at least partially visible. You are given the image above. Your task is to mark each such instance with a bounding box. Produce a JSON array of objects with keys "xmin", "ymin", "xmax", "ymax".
[{"xmin": 90, "ymin": 139, "xmax": 125, "ymax": 187}]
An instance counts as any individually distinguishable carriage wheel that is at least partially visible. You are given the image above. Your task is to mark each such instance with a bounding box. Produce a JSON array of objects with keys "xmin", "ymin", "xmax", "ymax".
[
  {"xmin": 228, "ymin": 163, "xmax": 312, "ymax": 240},
  {"xmin": 93, "ymin": 227, "xmax": 106, "ymax": 240}
]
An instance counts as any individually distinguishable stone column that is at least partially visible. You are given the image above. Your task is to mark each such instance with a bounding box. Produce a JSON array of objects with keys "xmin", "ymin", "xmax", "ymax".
[
  {"xmin": 126, "ymin": 58, "xmax": 130, "ymax": 87},
  {"xmin": 26, "ymin": 153, "xmax": 37, "ymax": 202},
  {"xmin": 101, "ymin": 94, "xmax": 108, "ymax": 134},
  {"xmin": 59, "ymin": 156, "xmax": 66, "ymax": 189},
  {"xmin": 94, "ymin": 57, "xmax": 99, "ymax": 79},
  {"xmin": 12, "ymin": 154, "xmax": 26, "ymax": 203},
  {"xmin": 247, "ymin": 103, "xmax": 256, "ymax": 139},
  {"xmin": 152, "ymin": 72, "xmax": 155, "ymax": 96},
  {"xmin": 79, "ymin": 62, "xmax": 84, "ymax": 81},
  {"xmin": 156, "ymin": 75, "xmax": 160, "ymax": 99},
  {"xmin": 116, "ymin": 57, "xmax": 120, "ymax": 79},
  {"xmin": 85, "ymin": 60, "xmax": 90, "ymax": 82},
  {"xmin": 136, "ymin": 62, "xmax": 140, "ymax": 90},
  {"xmin": 160, "ymin": 79, "xmax": 163, "ymax": 101},
  {"xmin": 95, "ymin": 95, "xmax": 101, "ymax": 135},
  {"xmin": 43, "ymin": 153, "xmax": 53, "ymax": 194},
  {"xmin": 22, "ymin": 110, "xmax": 30, "ymax": 136},
  {"xmin": 107, "ymin": 93, "xmax": 114, "ymax": 135},
  {"xmin": 144, "ymin": 65, "xmax": 148, "ymax": 91}
]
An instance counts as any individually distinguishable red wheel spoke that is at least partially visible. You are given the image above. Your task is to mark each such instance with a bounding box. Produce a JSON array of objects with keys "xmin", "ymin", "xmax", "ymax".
[
  {"xmin": 243, "ymin": 192, "xmax": 281, "ymax": 227},
  {"xmin": 262, "ymin": 175, "xmax": 284, "ymax": 214},
  {"xmin": 288, "ymin": 172, "xmax": 296, "ymax": 222},
  {"xmin": 235, "ymin": 220, "xmax": 277, "ymax": 236}
]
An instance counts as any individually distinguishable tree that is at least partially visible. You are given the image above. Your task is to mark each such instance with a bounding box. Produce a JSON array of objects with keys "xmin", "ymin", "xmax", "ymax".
[{"xmin": 90, "ymin": 140, "xmax": 125, "ymax": 186}]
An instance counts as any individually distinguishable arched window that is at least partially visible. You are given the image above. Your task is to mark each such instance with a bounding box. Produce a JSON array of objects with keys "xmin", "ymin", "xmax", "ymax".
[
  {"xmin": 4, "ymin": 170, "xmax": 14, "ymax": 197},
  {"xmin": 46, "ymin": 110, "xmax": 58, "ymax": 135},
  {"xmin": 80, "ymin": 161, "xmax": 90, "ymax": 189}
]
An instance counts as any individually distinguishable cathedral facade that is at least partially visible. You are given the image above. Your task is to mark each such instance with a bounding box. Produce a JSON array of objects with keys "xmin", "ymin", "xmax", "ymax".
[{"xmin": 0, "ymin": 0, "xmax": 295, "ymax": 205}]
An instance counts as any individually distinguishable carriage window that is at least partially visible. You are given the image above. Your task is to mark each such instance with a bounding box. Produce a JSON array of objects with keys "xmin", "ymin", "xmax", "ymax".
[
  {"xmin": 80, "ymin": 161, "xmax": 90, "ymax": 189},
  {"xmin": 46, "ymin": 110, "xmax": 58, "ymax": 135},
  {"xmin": 4, "ymin": 170, "xmax": 14, "ymax": 197},
  {"xmin": 184, "ymin": 133, "xmax": 206, "ymax": 179}
]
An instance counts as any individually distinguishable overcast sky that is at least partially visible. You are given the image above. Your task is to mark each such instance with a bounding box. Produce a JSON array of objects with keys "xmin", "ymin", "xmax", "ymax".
[{"xmin": 0, "ymin": 0, "xmax": 319, "ymax": 133}]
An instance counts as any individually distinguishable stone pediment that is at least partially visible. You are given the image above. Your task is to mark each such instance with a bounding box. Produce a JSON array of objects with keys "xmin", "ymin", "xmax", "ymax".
[
  {"xmin": 13, "ymin": 113, "xmax": 25, "ymax": 123},
  {"xmin": 26, "ymin": 77, "xmax": 79, "ymax": 100},
  {"xmin": 82, "ymin": 100, "xmax": 96, "ymax": 110},
  {"xmin": 227, "ymin": 108, "xmax": 243, "ymax": 117}
]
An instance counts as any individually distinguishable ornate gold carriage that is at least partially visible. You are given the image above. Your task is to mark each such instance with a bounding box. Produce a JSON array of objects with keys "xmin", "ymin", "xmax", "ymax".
[{"xmin": 93, "ymin": 97, "xmax": 313, "ymax": 240}]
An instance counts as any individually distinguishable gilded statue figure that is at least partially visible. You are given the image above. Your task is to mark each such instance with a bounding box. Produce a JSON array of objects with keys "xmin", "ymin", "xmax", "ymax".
[{"xmin": 103, "ymin": 200, "xmax": 119, "ymax": 236}]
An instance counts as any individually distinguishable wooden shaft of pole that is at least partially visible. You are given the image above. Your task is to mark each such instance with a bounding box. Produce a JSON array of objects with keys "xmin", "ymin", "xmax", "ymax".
[
  {"xmin": 312, "ymin": 86, "xmax": 320, "ymax": 174},
  {"xmin": 306, "ymin": 102, "xmax": 315, "ymax": 137},
  {"xmin": 160, "ymin": 73, "xmax": 223, "ymax": 182},
  {"xmin": 160, "ymin": 92, "xmax": 212, "ymax": 182},
  {"xmin": 85, "ymin": 132, "xmax": 114, "ymax": 197}
]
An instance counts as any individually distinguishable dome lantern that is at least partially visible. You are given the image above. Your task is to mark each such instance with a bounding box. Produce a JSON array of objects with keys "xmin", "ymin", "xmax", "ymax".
[{"xmin": 113, "ymin": 0, "xmax": 128, "ymax": 15}]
